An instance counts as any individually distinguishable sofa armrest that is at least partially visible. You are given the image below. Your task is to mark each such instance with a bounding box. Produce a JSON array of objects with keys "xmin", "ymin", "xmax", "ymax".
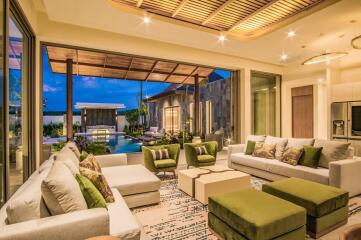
[
  {"xmin": 0, "ymin": 208, "xmax": 109, "ymax": 240},
  {"xmin": 96, "ymin": 153, "xmax": 127, "ymax": 168},
  {"xmin": 227, "ymin": 144, "xmax": 246, "ymax": 168},
  {"xmin": 329, "ymin": 158, "xmax": 361, "ymax": 197}
]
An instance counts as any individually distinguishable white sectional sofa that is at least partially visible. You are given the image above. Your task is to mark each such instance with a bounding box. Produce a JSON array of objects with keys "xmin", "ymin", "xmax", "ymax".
[
  {"xmin": 0, "ymin": 144, "xmax": 161, "ymax": 240},
  {"xmin": 228, "ymin": 135, "xmax": 361, "ymax": 197}
]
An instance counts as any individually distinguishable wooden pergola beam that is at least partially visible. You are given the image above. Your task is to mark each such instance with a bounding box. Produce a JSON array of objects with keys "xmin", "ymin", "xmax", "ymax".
[
  {"xmin": 101, "ymin": 54, "xmax": 108, "ymax": 78},
  {"xmin": 164, "ymin": 63, "xmax": 179, "ymax": 82},
  {"xmin": 172, "ymin": 0, "xmax": 190, "ymax": 17},
  {"xmin": 124, "ymin": 57, "xmax": 134, "ymax": 80},
  {"xmin": 66, "ymin": 58, "xmax": 73, "ymax": 141},
  {"xmin": 136, "ymin": 0, "xmax": 143, "ymax": 7},
  {"xmin": 202, "ymin": 0, "xmax": 236, "ymax": 25},
  {"xmin": 181, "ymin": 66, "xmax": 199, "ymax": 84},
  {"xmin": 228, "ymin": 0, "xmax": 278, "ymax": 32},
  {"xmin": 145, "ymin": 60, "xmax": 158, "ymax": 81},
  {"xmin": 49, "ymin": 59, "xmax": 210, "ymax": 79}
]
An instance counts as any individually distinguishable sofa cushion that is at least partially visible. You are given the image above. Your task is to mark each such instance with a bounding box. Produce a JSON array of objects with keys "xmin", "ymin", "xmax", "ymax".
[
  {"xmin": 253, "ymin": 143, "xmax": 276, "ymax": 159},
  {"xmin": 76, "ymin": 174, "xmax": 107, "ymax": 209},
  {"xmin": 262, "ymin": 178, "xmax": 348, "ymax": 218},
  {"xmin": 6, "ymin": 168, "xmax": 51, "ymax": 224},
  {"xmin": 246, "ymin": 135, "xmax": 266, "ymax": 143},
  {"xmin": 58, "ymin": 146, "xmax": 79, "ymax": 167},
  {"xmin": 80, "ymin": 167, "xmax": 114, "ymax": 203},
  {"xmin": 231, "ymin": 153, "xmax": 271, "ymax": 171},
  {"xmin": 195, "ymin": 146, "xmax": 208, "ymax": 155},
  {"xmin": 150, "ymin": 148, "xmax": 169, "ymax": 160},
  {"xmin": 299, "ymin": 146, "xmax": 323, "ymax": 168},
  {"xmin": 281, "ymin": 147, "xmax": 304, "ymax": 166},
  {"xmin": 265, "ymin": 136, "xmax": 288, "ymax": 160},
  {"xmin": 55, "ymin": 153, "xmax": 79, "ymax": 176},
  {"xmin": 80, "ymin": 154, "xmax": 102, "ymax": 173},
  {"xmin": 65, "ymin": 142, "xmax": 81, "ymax": 159},
  {"xmin": 267, "ymin": 160, "xmax": 329, "ymax": 185},
  {"xmin": 41, "ymin": 161, "xmax": 87, "ymax": 216},
  {"xmin": 287, "ymin": 138, "xmax": 315, "ymax": 148},
  {"xmin": 102, "ymin": 164, "xmax": 161, "ymax": 196},
  {"xmin": 154, "ymin": 159, "xmax": 176, "ymax": 168},
  {"xmin": 314, "ymin": 139, "xmax": 351, "ymax": 168},
  {"xmin": 208, "ymin": 188, "xmax": 306, "ymax": 240},
  {"xmin": 107, "ymin": 188, "xmax": 141, "ymax": 238},
  {"xmin": 245, "ymin": 141, "xmax": 256, "ymax": 155},
  {"xmin": 197, "ymin": 154, "xmax": 215, "ymax": 163}
]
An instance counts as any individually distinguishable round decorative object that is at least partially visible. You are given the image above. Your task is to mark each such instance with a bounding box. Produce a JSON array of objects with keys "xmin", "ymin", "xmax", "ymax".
[
  {"xmin": 302, "ymin": 52, "xmax": 348, "ymax": 65},
  {"xmin": 351, "ymin": 35, "xmax": 361, "ymax": 49}
]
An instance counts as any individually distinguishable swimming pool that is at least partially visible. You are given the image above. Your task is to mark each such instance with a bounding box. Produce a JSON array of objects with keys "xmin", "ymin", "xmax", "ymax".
[{"xmin": 88, "ymin": 134, "xmax": 142, "ymax": 153}]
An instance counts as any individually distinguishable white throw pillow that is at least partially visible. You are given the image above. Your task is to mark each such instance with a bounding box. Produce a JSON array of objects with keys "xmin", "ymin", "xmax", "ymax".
[
  {"xmin": 56, "ymin": 150, "xmax": 79, "ymax": 176},
  {"xmin": 65, "ymin": 142, "xmax": 81, "ymax": 159},
  {"xmin": 41, "ymin": 161, "xmax": 87, "ymax": 215},
  {"xmin": 287, "ymin": 138, "xmax": 315, "ymax": 148},
  {"xmin": 58, "ymin": 146, "xmax": 79, "ymax": 167},
  {"xmin": 6, "ymin": 168, "xmax": 51, "ymax": 224},
  {"xmin": 314, "ymin": 139, "xmax": 351, "ymax": 168},
  {"xmin": 246, "ymin": 135, "xmax": 266, "ymax": 143},
  {"xmin": 264, "ymin": 136, "xmax": 288, "ymax": 160}
]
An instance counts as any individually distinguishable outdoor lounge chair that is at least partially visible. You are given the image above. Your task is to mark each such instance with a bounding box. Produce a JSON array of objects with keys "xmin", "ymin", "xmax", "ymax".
[
  {"xmin": 184, "ymin": 141, "xmax": 217, "ymax": 168},
  {"xmin": 142, "ymin": 144, "xmax": 180, "ymax": 175}
]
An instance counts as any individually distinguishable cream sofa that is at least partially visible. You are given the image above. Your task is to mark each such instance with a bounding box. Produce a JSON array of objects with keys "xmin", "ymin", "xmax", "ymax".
[
  {"xmin": 228, "ymin": 136, "xmax": 361, "ymax": 197},
  {"xmin": 0, "ymin": 144, "xmax": 161, "ymax": 240}
]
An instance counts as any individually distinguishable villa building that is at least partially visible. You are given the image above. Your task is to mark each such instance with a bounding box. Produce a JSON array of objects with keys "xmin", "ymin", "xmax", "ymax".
[{"xmin": 0, "ymin": 0, "xmax": 361, "ymax": 240}]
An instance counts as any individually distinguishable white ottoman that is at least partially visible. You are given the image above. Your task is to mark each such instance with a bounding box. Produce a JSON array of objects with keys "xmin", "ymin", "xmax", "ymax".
[{"xmin": 178, "ymin": 165, "xmax": 251, "ymax": 204}]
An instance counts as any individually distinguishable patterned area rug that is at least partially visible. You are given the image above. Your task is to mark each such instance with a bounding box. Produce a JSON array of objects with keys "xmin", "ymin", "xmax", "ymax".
[{"xmin": 133, "ymin": 176, "xmax": 361, "ymax": 240}]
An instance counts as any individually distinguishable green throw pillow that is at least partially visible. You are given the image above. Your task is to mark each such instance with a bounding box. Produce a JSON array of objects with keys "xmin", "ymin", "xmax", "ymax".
[
  {"xmin": 75, "ymin": 174, "xmax": 107, "ymax": 209},
  {"xmin": 245, "ymin": 141, "xmax": 256, "ymax": 155},
  {"xmin": 299, "ymin": 146, "xmax": 323, "ymax": 168},
  {"xmin": 80, "ymin": 151, "xmax": 89, "ymax": 161}
]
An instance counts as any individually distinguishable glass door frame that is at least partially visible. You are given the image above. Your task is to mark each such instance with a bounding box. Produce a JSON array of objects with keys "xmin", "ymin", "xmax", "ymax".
[{"xmin": 1, "ymin": 0, "xmax": 36, "ymax": 203}]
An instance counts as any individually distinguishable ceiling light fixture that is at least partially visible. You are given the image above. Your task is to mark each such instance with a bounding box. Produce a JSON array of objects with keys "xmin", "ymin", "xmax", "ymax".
[
  {"xmin": 280, "ymin": 53, "xmax": 288, "ymax": 61},
  {"xmin": 143, "ymin": 16, "xmax": 151, "ymax": 24},
  {"xmin": 351, "ymin": 35, "xmax": 361, "ymax": 49},
  {"xmin": 287, "ymin": 30, "xmax": 296, "ymax": 38},
  {"xmin": 218, "ymin": 33, "xmax": 226, "ymax": 42},
  {"xmin": 302, "ymin": 52, "xmax": 348, "ymax": 65}
]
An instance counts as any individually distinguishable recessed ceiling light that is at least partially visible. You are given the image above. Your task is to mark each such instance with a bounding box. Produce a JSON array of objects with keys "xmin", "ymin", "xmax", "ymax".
[
  {"xmin": 318, "ymin": 78, "xmax": 324, "ymax": 83},
  {"xmin": 218, "ymin": 33, "xmax": 226, "ymax": 42},
  {"xmin": 143, "ymin": 16, "xmax": 151, "ymax": 24},
  {"xmin": 287, "ymin": 30, "xmax": 296, "ymax": 38},
  {"xmin": 281, "ymin": 53, "xmax": 288, "ymax": 61}
]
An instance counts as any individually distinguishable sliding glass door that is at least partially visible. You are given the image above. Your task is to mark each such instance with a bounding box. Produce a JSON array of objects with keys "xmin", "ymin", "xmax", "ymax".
[
  {"xmin": 0, "ymin": 0, "xmax": 5, "ymax": 206},
  {"xmin": 251, "ymin": 71, "xmax": 281, "ymax": 137}
]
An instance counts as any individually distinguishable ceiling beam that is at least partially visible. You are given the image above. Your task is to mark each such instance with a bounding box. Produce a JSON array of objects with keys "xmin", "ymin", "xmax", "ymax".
[
  {"xmin": 124, "ymin": 57, "xmax": 134, "ymax": 80},
  {"xmin": 202, "ymin": 0, "xmax": 237, "ymax": 25},
  {"xmin": 227, "ymin": 0, "xmax": 279, "ymax": 32},
  {"xmin": 164, "ymin": 63, "xmax": 179, "ymax": 82},
  {"xmin": 49, "ymin": 59, "xmax": 211, "ymax": 79},
  {"xmin": 136, "ymin": 0, "xmax": 143, "ymax": 7},
  {"xmin": 145, "ymin": 60, "xmax": 158, "ymax": 81},
  {"xmin": 172, "ymin": 0, "xmax": 190, "ymax": 17},
  {"xmin": 181, "ymin": 66, "xmax": 199, "ymax": 84},
  {"xmin": 101, "ymin": 54, "xmax": 108, "ymax": 78}
]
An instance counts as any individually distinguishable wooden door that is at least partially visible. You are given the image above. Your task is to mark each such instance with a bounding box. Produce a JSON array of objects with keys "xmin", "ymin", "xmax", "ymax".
[{"xmin": 292, "ymin": 85, "xmax": 314, "ymax": 138}]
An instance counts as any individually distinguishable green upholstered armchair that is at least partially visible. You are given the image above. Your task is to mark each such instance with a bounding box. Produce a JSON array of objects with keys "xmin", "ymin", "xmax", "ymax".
[
  {"xmin": 142, "ymin": 144, "xmax": 180, "ymax": 175},
  {"xmin": 184, "ymin": 141, "xmax": 217, "ymax": 168}
]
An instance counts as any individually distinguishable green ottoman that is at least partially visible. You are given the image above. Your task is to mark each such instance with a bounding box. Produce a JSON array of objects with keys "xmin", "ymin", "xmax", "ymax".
[
  {"xmin": 208, "ymin": 188, "xmax": 306, "ymax": 240},
  {"xmin": 262, "ymin": 178, "xmax": 349, "ymax": 238}
]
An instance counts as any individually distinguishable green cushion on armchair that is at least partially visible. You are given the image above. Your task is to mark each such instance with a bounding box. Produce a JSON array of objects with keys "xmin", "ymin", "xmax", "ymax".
[
  {"xmin": 184, "ymin": 141, "xmax": 217, "ymax": 167},
  {"xmin": 142, "ymin": 144, "xmax": 180, "ymax": 172}
]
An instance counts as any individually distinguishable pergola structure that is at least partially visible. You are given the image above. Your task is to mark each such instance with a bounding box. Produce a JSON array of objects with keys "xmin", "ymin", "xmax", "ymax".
[
  {"xmin": 45, "ymin": 45, "xmax": 215, "ymax": 140},
  {"xmin": 108, "ymin": 0, "xmax": 338, "ymax": 38}
]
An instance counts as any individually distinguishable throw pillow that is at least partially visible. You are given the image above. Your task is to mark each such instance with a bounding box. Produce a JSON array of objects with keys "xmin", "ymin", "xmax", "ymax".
[
  {"xmin": 286, "ymin": 138, "xmax": 315, "ymax": 148},
  {"xmin": 313, "ymin": 139, "xmax": 351, "ymax": 168},
  {"xmin": 264, "ymin": 136, "xmax": 288, "ymax": 160},
  {"xmin": 41, "ymin": 161, "xmax": 87, "ymax": 216},
  {"xmin": 75, "ymin": 174, "xmax": 107, "ymax": 209},
  {"xmin": 281, "ymin": 147, "xmax": 304, "ymax": 166},
  {"xmin": 245, "ymin": 141, "xmax": 256, "ymax": 155},
  {"xmin": 246, "ymin": 135, "xmax": 266, "ymax": 143},
  {"xmin": 80, "ymin": 151, "xmax": 89, "ymax": 161},
  {"xmin": 58, "ymin": 146, "xmax": 79, "ymax": 167},
  {"xmin": 66, "ymin": 142, "xmax": 81, "ymax": 159},
  {"xmin": 150, "ymin": 148, "xmax": 169, "ymax": 160},
  {"xmin": 80, "ymin": 167, "xmax": 114, "ymax": 203},
  {"xmin": 195, "ymin": 146, "xmax": 208, "ymax": 155},
  {"xmin": 252, "ymin": 143, "xmax": 276, "ymax": 159},
  {"xmin": 80, "ymin": 154, "xmax": 102, "ymax": 173},
  {"xmin": 299, "ymin": 146, "xmax": 323, "ymax": 168}
]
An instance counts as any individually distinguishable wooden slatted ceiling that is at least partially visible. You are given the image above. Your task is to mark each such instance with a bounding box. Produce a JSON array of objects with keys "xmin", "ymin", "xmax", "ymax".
[
  {"xmin": 109, "ymin": 0, "xmax": 332, "ymax": 37},
  {"xmin": 46, "ymin": 46, "xmax": 213, "ymax": 85}
]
